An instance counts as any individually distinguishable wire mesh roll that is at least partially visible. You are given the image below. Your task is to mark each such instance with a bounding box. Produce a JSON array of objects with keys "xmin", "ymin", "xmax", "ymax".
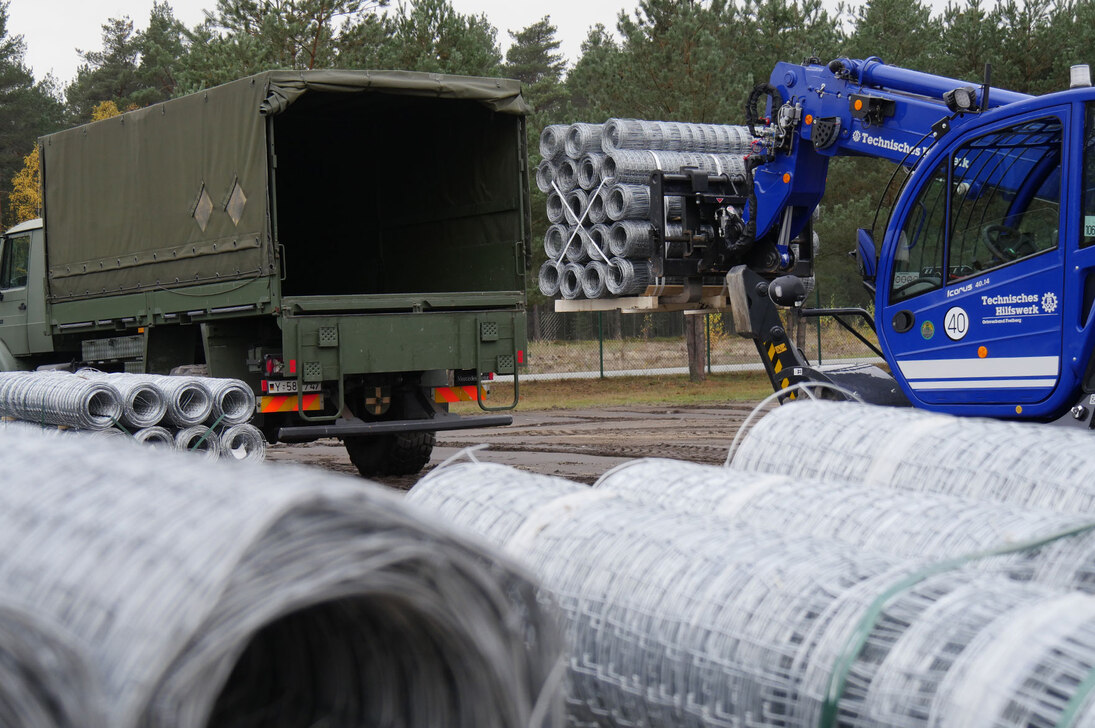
[
  {"xmin": 565, "ymin": 123, "xmax": 603, "ymax": 158},
  {"xmin": 602, "ymin": 118, "xmax": 754, "ymax": 154},
  {"xmin": 133, "ymin": 426, "xmax": 175, "ymax": 447},
  {"xmin": 564, "ymin": 188, "xmax": 591, "ymax": 226},
  {"xmin": 577, "ymin": 153, "xmax": 606, "ymax": 190},
  {"xmin": 732, "ymin": 400, "xmax": 1095, "ymax": 514},
  {"xmin": 593, "ymin": 458, "xmax": 1095, "ymax": 593},
  {"xmin": 538, "ymin": 260, "xmax": 564, "ymax": 297},
  {"xmin": 605, "ymin": 257, "xmax": 654, "ymax": 296},
  {"xmin": 586, "ymin": 188, "xmax": 608, "ymax": 224},
  {"xmin": 554, "ymin": 157, "xmax": 578, "ymax": 192},
  {"xmin": 206, "ymin": 378, "xmax": 256, "ymax": 426},
  {"xmin": 0, "ymin": 371, "xmax": 122, "ymax": 430},
  {"xmin": 0, "ymin": 602, "xmax": 104, "ymax": 728},
  {"xmin": 175, "ymin": 425, "xmax": 222, "ymax": 459},
  {"xmin": 604, "ymin": 183, "xmax": 684, "ymax": 221},
  {"xmin": 536, "ymin": 159, "xmax": 557, "ymax": 193},
  {"xmin": 546, "ymin": 191, "xmax": 567, "ymax": 224},
  {"xmin": 409, "ymin": 461, "xmax": 1095, "ymax": 728},
  {"xmin": 543, "ymin": 223, "xmax": 569, "ymax": 260},
  {"xmin": 75, "ymin": 371, "xmax": 166, "ymax": 429},
  {"xmin": 583, "ymin": 224, "xmax": 611, "ymax": 263},
  {"xmin": 0, "ymin": 427, "xmax": 564, "ymax": 728},
  {"xmin": 539, "ymin": 123, "xmax": 568, "ymax": 160},
  {"xmin": 220, "ymin": 423, "xmax": 267, "ymax": 463},
  {"xmin": 563, "ymin": 228, "xmax": 592, "ymax": 264},
  {"xmin": 559, "ymin": 262, "xmax": 586, "ymax": 300},
  {"xmin": 581, "ymin": 261, "xmax": 610, "ymax": 299},
  {"xmin": 608, "ymin": 220, "xmax": 656, "ymax": 257},
  {"xmin": 604, "ymin": 150, "xmax": 747, "ymax": 185}
]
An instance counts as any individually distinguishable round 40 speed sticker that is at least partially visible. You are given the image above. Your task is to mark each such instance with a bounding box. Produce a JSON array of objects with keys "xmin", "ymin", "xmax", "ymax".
[{"xmin": 944, "ymin": 306, "xmax": 969, "ymax": 341}]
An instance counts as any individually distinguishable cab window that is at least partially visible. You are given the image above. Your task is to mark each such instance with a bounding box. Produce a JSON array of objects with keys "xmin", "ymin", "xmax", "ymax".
[
  {"xmin": 890, "ymin": 159, "xmax": 948, "ymax": 303},
  {"xmin": 1082, "ymin": 103, "xmax": 1095, "ymax": 247},
  {"xmin": 948, "ymin": 117, "xmax": 1061, "ymax": 279},
  {"xmin": 0, "ymin": 234, "xmax": 29, "ymax": 289}
]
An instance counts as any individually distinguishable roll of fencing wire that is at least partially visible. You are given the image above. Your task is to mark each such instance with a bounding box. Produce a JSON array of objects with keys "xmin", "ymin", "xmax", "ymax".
[
  {"xmin": 555, "ymin": 158, "xmax": 578, "ymax": 192},
  {"xmin": 536, "ymin": 159, "xmax": 557, "ymax": 193},
  {"xmin": 583, "ymin": 224, "xmax": 611, "ymax": 263},
  {"xmin": 0, "ymin": 371, "xmax": 122, "ymax": 430},
  {"xmin": 538, "ymin": 260, "xmax": 564, "ymax": 297},
  {"xmin": 593, "ymin": 458, "xmax": 1095, "ymax": 593},
  {"xmin": 563, "ymin": 228, "xmax": 592, "ymax": 264},
  {"xmin": 175, "ymin": 425, "xmax": 222, "ymax": 459},
  {"xmin": 602, "ymin": 118, "xmax": 755, "ymax": 154},
  {"xmin": 543, "ymin": 223, "xmax": 569, "ymax": 260},
  {"xmin": 564, "ymin": 188, "xmax": 590, "ymax": 226},
  {"xmin": 565, "ymin": 123, "xmax": 604, "ymax": 158},
  {"xmin": 586, "ymin": 188, "xmax": 608, "ymax": 224},
  {"xmin": 559, "ymin": 263, "xmax": 586, "ymax": 300},
  {"xmin": 539, "ymin": 123, "xmax": 569, "ymax": 160},
  {"xmin": 133, "ymin": 426, "xmax": 175, "ymax": 447},
  {"xmin": 408, "ymin": 460, "xmax": 1095, "ymax": 728},
  {"xmin": 604, "ymin": 183, "xmax": 685, "ymax": 222},
  {"xmin": 219, "ymin": 423, "xmax": 267, "ymax": 463},
  {"xmin": 732, "ymin": 400, "xmax": 1095, "ymax": 513},
  {"xmin": 605, "ymin": 257, "xmax": 653, "ymax": 296},
  {"xmin": 0, "ymin": 427, "xmax": 564, "ymax": 728},
  {"xmin": 581, "ymin": 261, "xmax": 610, "ymax": 299},
  {"xmin": 577, "ymin": 153, "xmax": 606, "ymax": 190},
  {"xmin": 604, "ymin": 150, "xmax": 747, "ymax": 185},
  {"xmin": 0, "ymin": 602, "xmax": 104, "ymax": 728},
  {"xmin": 75, "ymin": 371, "xmax": 166, "ymax": 429},
  {"xmin": 608, "ymin": 219, "xmax": 655, "ymax": 258},
  {"xmin": 546, "ymin": 191, "xmax": 567, "ymax": 224},
  {"xmin": 206, "ymin": 378, "xmax": 256, "ymax": 426}
]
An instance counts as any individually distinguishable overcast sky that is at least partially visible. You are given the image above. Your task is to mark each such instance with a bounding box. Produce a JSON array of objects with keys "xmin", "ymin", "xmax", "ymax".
[{"xmin": 8, "ymin": 0, "xmax": 636, "ymax": 85}]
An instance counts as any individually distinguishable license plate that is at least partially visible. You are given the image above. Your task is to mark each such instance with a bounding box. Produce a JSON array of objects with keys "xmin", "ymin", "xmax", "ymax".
[{"xmin": 264, "ymin": 380, "xmax": 322, "ymax": 394}]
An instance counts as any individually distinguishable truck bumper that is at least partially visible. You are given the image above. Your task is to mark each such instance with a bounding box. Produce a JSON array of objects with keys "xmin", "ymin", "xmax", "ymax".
[{"xmin": 277, "ymin": 413, "xmax": 512, "ymax": 443}]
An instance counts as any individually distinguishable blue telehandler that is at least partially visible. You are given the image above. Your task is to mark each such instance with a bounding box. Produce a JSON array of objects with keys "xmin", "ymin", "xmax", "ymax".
[{"xmin": 654, "ymin": 56, "xmax": 1095, "ymax": 426}]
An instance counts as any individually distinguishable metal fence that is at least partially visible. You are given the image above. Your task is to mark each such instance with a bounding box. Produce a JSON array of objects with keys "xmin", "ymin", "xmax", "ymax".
[{"xmin": 522, "ymin": 304, "xmax": 879, "ymax": 380}]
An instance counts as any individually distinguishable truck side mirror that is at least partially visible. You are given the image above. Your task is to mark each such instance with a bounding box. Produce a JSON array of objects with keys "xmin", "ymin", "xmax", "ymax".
[{"xmin": 854, "ymin": 228, "xmax": 878, "ymax": 282}]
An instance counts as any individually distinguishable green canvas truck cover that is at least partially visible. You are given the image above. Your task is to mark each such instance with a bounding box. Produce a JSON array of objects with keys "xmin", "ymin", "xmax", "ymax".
[{"xmin": 40, "ymin": 70, "xmax": 529, "ymax": 302}]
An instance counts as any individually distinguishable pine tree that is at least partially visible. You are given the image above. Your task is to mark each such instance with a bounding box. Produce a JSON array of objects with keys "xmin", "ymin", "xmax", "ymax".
[{"xmin": 65, "ymin": 17, "xmax": 141, "ymax": 121}]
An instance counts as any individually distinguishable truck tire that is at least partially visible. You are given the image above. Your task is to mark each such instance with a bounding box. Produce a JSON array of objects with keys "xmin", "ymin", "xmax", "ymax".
[{"xmin": 344, "ymin": 432, "xmax": 435, "ymax": 477}]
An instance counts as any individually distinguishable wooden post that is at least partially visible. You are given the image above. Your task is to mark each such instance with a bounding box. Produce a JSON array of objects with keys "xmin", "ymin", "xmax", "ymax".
[{"xmin": 685, "ymin": 314, "xmax": 706, "ymax": 382}]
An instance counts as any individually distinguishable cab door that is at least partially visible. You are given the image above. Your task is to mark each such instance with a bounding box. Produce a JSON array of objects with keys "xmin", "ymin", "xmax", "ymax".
[
  {"xmin": 0, "ymin": 232, "xmax": 32, "ymax": 356},
  {"xmin": 879, "ymin": 108, "xmax": 1068, "ymax": 413}
]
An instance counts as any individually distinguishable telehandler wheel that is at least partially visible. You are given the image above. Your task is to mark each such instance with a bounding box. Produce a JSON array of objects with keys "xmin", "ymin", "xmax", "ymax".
[{"xmin": 344, "ymin": 431, "xmax": 435, "ymax": 477}]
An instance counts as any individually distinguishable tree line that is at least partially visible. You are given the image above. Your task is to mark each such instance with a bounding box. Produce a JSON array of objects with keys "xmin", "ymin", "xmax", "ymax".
[{"xmin": 3, "ymin": 0, "xmax": 1095, "ymax": 304}]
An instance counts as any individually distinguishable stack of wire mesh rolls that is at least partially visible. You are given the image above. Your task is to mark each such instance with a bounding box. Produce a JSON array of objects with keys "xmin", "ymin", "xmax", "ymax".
[
  {"xmin": 408, "ymin": 419, "xmax": 1095, "ymax": 727},
  {"xmin": 537, "ymin": 119, "xmax": 753, "ymax": 300},
  {"xmin": 0, "ymin": 425, "xmax": 564, "ymax": 727}
]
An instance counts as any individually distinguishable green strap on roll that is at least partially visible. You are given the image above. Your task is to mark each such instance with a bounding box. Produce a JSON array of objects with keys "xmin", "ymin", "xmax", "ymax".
[{"xmin": 819, "ymin": 521, "xmax": 1095, "ymax": 728}]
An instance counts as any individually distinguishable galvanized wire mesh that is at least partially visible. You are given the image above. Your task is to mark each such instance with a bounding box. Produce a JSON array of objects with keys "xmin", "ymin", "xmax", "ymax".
[
  {"xmin": 409, "ymin": 460, "xmax": 1095, "ymax": 728},
  {"xmin": 602, "ymin": 118, "xmax": 755, "ymax": 153},
  {"xmin": 732, "ymin": 400, "xmax": 1095, "ymax": 513},
  {"xmin": 74, "ymin": 371, "xmax": 166, "ymax": 429},
  {"xmin": 133, "ymin": 425, "xmax": 175, "ymax": 447},
  {"xmin": 577, "ymin": 153, "xmax": 607, "ymax": 190},
  {"xmin": 605, "ymin": 257, "xmax": 654, "ymax": 296},
  {"xmin": 565, "ymin": 123, "xmax": 603, "ymax": 158},
  {"xmin": 581, "ymin": 260, "xmax": 610, "ymax": 299},
  {"xmin": 538, "ymin": 260, "xmax": 563, "ymax": 297},
  {"xmin": 0, "ymin": 602, "xmax": 104, "ymax": 728},
  {"xmin": 603, "ymin": 150, "xmax": 748, "ymax": 184},
  {"xmin": 540, "ymin": 123, "xmax": 568, "ymax": 160},
  {"xmin": 0, "ymin": 428, "xmax": 564, "ymax": 728},
  {"xmin": 175, "ymin": 424, "xmax": 222, "ymax": 459},
  {"xmin": 608, "ymin": 220, "xmax": 656, "ymax": 257},
  {"xmin": 0, "ymin": 371, "xmax": 122, "ymax": 429},
  {"xmin": 206, "ymin": 378, "xmax": 256, "ymax": 426},
  {"xmin": 559, "ymin": 262, "xmax": 586, "ymax": 299},
  {"xmin": 220, "ymin": 423, "xmax": 267, "ymax": 462},
  {"xmin": 537, "ymin": 159, "xmax": 557, "ymax": 193}
]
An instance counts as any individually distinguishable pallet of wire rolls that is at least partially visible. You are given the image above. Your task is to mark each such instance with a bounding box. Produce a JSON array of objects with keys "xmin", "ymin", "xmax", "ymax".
[{"xmin": 537, "ymin": 118, "xmax": 753, "ymax": 311}]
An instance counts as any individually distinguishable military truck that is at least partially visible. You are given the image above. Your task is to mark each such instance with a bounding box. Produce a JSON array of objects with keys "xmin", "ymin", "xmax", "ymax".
[{"xmin": 0, "ymin": 70, "xmax": 530, "ymax": 476}]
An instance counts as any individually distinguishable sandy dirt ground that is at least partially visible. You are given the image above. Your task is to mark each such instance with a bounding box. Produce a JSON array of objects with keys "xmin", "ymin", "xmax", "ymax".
[{"xmin": 264, "ymin": 401, "xmax": 771, "ymax": 490}]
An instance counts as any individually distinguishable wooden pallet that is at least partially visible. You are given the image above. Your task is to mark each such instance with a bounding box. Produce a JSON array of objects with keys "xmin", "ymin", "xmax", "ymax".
[{"xmin": 553, "ymin": 285, "xmax": 730, "ymax": 314}]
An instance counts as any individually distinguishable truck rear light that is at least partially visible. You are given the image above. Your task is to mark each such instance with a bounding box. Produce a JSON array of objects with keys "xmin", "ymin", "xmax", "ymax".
[
  {"xmin": 517, "ymin": 349, "xmax": 525, "ymax": 364},
  {"xmin": 486, "ymin": 372, "xmax": 495, "ymax": 381},
  {"xmin": 289, "ymin": 359, "xmax": 297, "ymax": 374},
  {"xmin": 263, "ymin": 355, "xmax": 284, "ymax": 376},
  {"xmin": 260, "ymin": 379, "xmax": 268, "ymax": 392}
]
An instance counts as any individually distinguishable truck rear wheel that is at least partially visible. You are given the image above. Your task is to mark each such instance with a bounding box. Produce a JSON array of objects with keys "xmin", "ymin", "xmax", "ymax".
[{"xmin": 344, "ymin": 432, "xmax": 435, "ymax": 477}]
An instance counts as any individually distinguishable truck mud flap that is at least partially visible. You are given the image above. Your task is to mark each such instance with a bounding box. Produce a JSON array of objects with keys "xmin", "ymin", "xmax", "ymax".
[{"xmin": 277, "ymin": 413, "xmax": 512, "ymax": 443}]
